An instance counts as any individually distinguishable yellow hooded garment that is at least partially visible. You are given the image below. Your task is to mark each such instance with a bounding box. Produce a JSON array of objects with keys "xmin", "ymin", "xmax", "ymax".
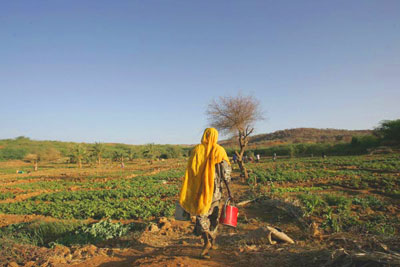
[{"xmin": 179, "ymin": 128, "xmax": 230, "ymax": 215}]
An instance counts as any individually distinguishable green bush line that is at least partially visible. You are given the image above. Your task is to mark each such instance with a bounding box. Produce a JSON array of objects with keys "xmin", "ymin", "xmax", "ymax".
[
  {"xmin": 4, "ymin": 169, "xmax": 185, "ymax": 192},
  {"xmin": 31, "ymin": 185, "xmax": 178, "ymax": 202},
  {"xmin": 0, "ymin": 197, "xmax": 175, "ymax": 220},
  {"xmin": 0, "ymin": 136, "xmax": 191, "ymax": 161}
]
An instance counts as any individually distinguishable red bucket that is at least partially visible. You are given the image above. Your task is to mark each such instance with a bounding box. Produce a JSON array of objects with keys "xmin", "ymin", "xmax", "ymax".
[{"xmin": 219, "ymin": 198, "xmax": 238, "ymax": 227}]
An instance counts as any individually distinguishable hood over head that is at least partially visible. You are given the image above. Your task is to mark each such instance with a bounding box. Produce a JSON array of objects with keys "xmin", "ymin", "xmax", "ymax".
[{"xmin": 201, "ymin": 128, "xmax": 218, "ymax": 145}]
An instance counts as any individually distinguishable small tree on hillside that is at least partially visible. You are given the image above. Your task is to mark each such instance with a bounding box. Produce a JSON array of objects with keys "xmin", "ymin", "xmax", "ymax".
[
  {"xmin": 374, "ymin": 119, "xmax": 400, "ymax": 146},
  {"xmin": 143, "ymin": 143, "xmax": 161, "ymax": 164},
  {"xmin": 207, "ymin": 94, "xmax": 263, "ymax": 180},
  {"xmin": 92, "ymin": 142, "xmax": 105, "ymax": 166},
  {"xmin": 24, "ymin": 148, "xmax": 61, "ymax": 171},
  {"xmin": 112, "ymin": 150, "xmax": 128, "ymax": 166},
  {"xmin": 24, "ymin": 153, "xmax": 40, "ymax": 171},
  {"xmin": 42, "ymin": 148, "xmax": 62, "ymax": 162},
  {"xmin": 127, "ymin": 148, "xmax": 137, "ymax": 161},
  {"xmin": 70, "ymin": 145, "xmax": 87, "ymax": 168}
]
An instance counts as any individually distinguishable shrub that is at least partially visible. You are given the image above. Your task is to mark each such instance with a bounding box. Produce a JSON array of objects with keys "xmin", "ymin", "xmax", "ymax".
[
  {"xmin": 297, "ymin": 194, "xmax": 326, "ymax": 216},
  {"xmin": 375, "ymin": 119, "xmax": 400, "ymax": 145}
]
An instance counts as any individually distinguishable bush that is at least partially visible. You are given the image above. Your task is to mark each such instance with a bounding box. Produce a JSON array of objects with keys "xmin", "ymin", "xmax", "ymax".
[
  {"xmin": 375, "ymin": 119, "xmax": 400, "ymax": 145},
  {"xmin": 350, "ymin": 135, "xmax": 380, "ymax": 152},
  {"xmin": 0, "ymin": 220, "xmax": 82, "ymax": 246},
  {"xmin": 0, "ymin": 148, "xmax": 28, "ymax": 161},
  {"xmin": 160, "ymin": 145, "xmax": 183, "ymax": 159},
  {"xmin": 56, "ymin": 219, "xmax": 132, "ymax": 245}
]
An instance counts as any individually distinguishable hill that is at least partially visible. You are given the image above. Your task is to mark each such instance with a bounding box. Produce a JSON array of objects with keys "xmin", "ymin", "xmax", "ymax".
[{"xmin": 220, "ymin": 128, "xmax": 372, "ymax": 147}]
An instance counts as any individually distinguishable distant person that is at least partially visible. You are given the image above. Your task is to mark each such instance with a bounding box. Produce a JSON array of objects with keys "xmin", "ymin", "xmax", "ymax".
[
  {"xmin": 179, "ymin": 128, "xmax": 232, "ymax": 259},
  {"xmin": 232, "ymin": 153, "xmax": 237, "ymax": 164},
  {"xmin": 273, "ymin": 152, "xmax": 277, "ymax": 162},
  {"xmin": 256, "ymin": 154, "xmax": 260, "ymax": 162}
]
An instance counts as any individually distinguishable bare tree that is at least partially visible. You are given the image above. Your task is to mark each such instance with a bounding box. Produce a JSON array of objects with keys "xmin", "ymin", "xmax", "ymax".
[{"xmin": 207, "ymin": 94, "xmax": 263, "ymax": 180}]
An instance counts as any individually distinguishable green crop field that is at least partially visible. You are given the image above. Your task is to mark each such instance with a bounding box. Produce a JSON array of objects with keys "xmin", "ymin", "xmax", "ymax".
[
  {"xmin": 0, "ymin": 153, "xmax": 399, "ymax": 266},
  {"xmin": 245, "ymin": 153, "xmax": 400, "ymax": 235}
]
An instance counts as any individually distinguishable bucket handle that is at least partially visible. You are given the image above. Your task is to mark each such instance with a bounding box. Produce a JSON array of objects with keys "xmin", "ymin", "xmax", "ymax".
[
  {"xmin": 217, "ymin": 162, "xmax": 233, "ymax": 200},
  {"xmin": 221, "ymin": 197, "xmax": 235, "ymax": 219}
]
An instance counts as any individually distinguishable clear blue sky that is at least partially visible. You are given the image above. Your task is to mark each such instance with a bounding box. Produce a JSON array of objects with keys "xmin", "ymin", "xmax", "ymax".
[{"xmin": 1, "ymin": 1, "xmax": 399, "ymax": 144}]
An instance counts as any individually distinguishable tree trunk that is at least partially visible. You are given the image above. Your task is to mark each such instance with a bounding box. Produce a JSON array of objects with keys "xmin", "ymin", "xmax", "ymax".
[
  {"xmin": 236, "ymin": 130, "xmax": 250, "ymax": 182},
  {"xmin": 237, "ymin": 159, "xmax": 249, "ymax": 181}
]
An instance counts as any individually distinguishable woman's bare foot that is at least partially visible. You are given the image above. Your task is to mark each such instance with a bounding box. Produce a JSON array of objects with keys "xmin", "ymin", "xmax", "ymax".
[{"xmin": 200, "ymin": 232, "xmax": 212, "ymax": 258}]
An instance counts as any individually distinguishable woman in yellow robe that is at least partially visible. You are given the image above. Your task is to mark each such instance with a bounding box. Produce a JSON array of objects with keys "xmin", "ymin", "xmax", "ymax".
[{"xmin": 179, "ymin": 128, "xmax": 231, "ymax": 258}]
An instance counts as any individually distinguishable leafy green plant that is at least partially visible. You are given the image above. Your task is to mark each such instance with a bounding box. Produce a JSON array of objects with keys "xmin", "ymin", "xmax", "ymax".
[
  {"xmin": 323, "ymin": 194, "xmax": 351, "ymax": 210},
  {"xmin": 297, "ymin": 194, "xmax": 326, "ymax": 216},
  {"xmin": 0, "ymin": 220, "xmax": 83, "ymax": 246},
  {"xmin": 322, "ymin": 208, "xmax": 341, "ymax": 232},
  {"xmin": 53, "ymin": 219, "xmax": 133, "ymax": 246}
]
